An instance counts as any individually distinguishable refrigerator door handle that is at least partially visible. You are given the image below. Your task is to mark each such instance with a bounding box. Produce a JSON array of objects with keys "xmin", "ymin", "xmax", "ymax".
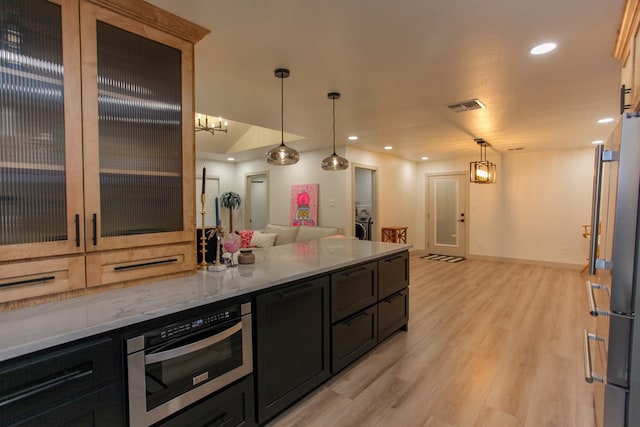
[
  {"xmin": 586, "ymin": 281, "xmax": 611, "ymax": 317},
  {"xmin": 583, "ymin": 329, "xmax": 605, "ymax": 384},
  {"xmin": 588, "ymin": 144, "xmax": 605, "ymax": 275}
]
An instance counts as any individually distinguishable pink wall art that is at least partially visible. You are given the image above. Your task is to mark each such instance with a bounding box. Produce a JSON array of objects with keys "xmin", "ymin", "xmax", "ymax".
[{"xmin": 290, "ymin": 183, "xmax": 318, "ymax": 226}]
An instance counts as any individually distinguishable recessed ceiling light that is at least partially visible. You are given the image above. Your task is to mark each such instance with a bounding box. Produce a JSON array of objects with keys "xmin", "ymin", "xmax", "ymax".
[
  {"xmin": 530, "ymin": 42, "xmax": 557, "ymax": 55},
  {"xmin": 384, "ymin": 146, "xmax": 393, "ymax": 150},
  {"xmin": 227, "ymin": 157, "xmax": 235, "ymax": 161},
  {"xmin": 592, "ymin": 140, "xmax": 604, "ymax": 145},
  {"xmin": 348, "ymin": 135, "xmax": 358, "ymax": 141},
  {"xmin": 597, "ymin": 117, "xmax": 614, "ymax": 124},
  {"xmin": 420, "ymin": 156, "xmax": 429, "ymax": 160}
]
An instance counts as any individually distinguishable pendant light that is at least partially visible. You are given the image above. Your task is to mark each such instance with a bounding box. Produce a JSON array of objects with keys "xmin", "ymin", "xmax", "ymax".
[
  {"xmin": 266, "ymin": 68, "xmax": 300, "ymax": 166},
  {"xmin": 469, "ymin": 139, "xmax": 496, "ymax": 183},
  {"xmin": 321, "ymin": 92, "xmax": 349, "ymax": 171}
]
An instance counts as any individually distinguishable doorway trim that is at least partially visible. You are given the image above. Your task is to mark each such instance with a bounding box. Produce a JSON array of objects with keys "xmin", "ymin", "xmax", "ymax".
[
  {"xmin": 351, "ymin": 163, "xmax": 379, "ymax": 241},
  {"xmin": 244, "ymin": 170, "xmax": 270, "ymax": 231},
  {"xmin": 425, "ymin": 171, "xmax": 470, "ymax": 257}
]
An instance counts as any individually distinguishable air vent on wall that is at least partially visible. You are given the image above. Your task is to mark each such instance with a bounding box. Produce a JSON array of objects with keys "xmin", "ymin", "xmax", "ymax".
[{"xmin": 447, "ymin": 98, "xmax": 486, "ymax": 113}]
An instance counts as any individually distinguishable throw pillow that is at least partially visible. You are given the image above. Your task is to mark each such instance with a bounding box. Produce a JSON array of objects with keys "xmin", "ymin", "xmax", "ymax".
[
  {"xmin": 238, "ymin": 230, "xmax": 254, "ymax": 248},
  {"xmin": 250, "ymin": 231, "xmax": 277, "ymax": 248}
]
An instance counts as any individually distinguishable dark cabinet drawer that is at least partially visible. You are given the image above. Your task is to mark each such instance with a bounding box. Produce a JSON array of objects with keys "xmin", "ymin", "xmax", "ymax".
[
  {"xmin": 332, "ymin": 306, "xmax": 377, "ymax": 373},
  {"xmin": 157, "ymin": 376, "xmax": 255, "ymax": 427},
  {"xmin": 255, "ymin": 276, "xmax": 330, "ymax": 423},
  {"xmin": 0, "ymin": 337, "xmax": 115, "ymax": 425},
  {"xmin": 379, "ymin": 288, "xmax": 409, "ymax": 342},
  {"xmin": 378, "ymin": 252, "xmax": 409, "ymax": 299},
  {"xmin": 331, "ymin": 262, "xmax": 377, "ymax": 322}
]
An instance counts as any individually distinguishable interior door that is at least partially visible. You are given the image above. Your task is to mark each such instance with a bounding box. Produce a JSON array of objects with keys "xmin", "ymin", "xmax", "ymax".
[
  {"xmin": 246, "ymin": 173, "xmax": 268, "ymax": 230},
  {"xmin": 427, "ymin": 173, "xmax": 467, "ymax": 257}
]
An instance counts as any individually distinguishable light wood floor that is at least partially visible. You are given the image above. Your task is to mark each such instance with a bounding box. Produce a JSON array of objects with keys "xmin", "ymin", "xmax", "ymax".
[{"xmin": 268, "ymin": 251, "xmax": 597, "ymax": 427}]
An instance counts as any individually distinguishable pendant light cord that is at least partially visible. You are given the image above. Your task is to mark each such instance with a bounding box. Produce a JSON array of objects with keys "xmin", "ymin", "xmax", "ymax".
[
  {"xmin": 281, "ymin": 75, "xmax": 284, "ymax": 144},
  {"xmin": 332, "ymin": 98, "xmax": 337, "ymax": 155}
]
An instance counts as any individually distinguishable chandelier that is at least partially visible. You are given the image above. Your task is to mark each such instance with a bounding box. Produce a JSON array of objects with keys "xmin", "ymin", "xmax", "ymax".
[
  {"xmin": 196, "ymin": 114, "xmax": 228, "ymax": 135},
  {"xmin": 469, "ymin": 139, "xmax": 496, "ymax": 184}
]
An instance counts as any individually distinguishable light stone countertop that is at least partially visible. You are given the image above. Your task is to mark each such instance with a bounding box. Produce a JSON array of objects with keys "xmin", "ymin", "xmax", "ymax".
[{"xmin": 0, "ymin": 239, "xmax": 410, "ymax": 363}]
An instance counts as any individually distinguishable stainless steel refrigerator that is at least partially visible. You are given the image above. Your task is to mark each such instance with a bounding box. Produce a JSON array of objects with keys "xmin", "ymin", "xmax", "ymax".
[{"xmin": 585, "ymin": 112, "xmax": 640, "ymax": 426}]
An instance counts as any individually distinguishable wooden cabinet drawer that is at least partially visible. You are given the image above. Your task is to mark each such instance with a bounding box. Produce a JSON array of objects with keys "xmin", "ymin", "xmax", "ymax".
[
  {"xmin": 331, "ymin": 306, "xmax": 377, "ymax": 373},
  {"xmin": 0, "ymin": 256, "xmax": 85, "ymax": 303},
  {"xmin": 158, "ymin": 376, "xmax": 255, "ymax": 427},
  {"xmin": 0, "ymin": 337, "xmax": 114, "ymax": 425},
  {"xmin": 331, "ymin": 262, "xmax": 377, "ymax": 322},
  {"xmin": 85, "ymin": 243, "xmax": 195, "ymax": 287},
  {"xmin": 378, "ymin": 252, "xmax": 409, "ymax": 299},
  {"xmin": 379, "ymin": 288, "xmax": 409, "ymax": 342}
]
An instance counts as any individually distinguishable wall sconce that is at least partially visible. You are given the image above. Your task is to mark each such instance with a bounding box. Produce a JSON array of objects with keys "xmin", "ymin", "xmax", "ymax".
[{"xmin": 470, "ymin": 139, "xmax": 496, "ymax": 184}]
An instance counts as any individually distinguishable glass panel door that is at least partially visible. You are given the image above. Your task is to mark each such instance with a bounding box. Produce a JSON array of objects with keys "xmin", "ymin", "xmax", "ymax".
[
  {"xmin": 427, "ymin": 173, "xmax": 467, "ymax": 257},
  {"xmin": 96, "ymin": 22, "xmax": 183, "ymax": 238},
  {"xmin": 0, "ymin": 0, "xmax": 83, "ymax": 260}
]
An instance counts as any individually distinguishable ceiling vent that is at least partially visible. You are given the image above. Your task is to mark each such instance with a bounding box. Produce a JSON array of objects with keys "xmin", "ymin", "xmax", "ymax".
[{"xmin": 447, "ymin": 98, "xmax": 486, "ymax": 113}]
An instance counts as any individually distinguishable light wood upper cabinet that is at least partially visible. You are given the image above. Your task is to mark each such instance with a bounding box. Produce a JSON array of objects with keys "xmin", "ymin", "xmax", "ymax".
[
  {"xmin": 0, "ymin": 0, "xmax": 209, "ymax": 306},
  {"xmin": 614, "ymin": 0, "xmax": 640, "ymax": 110}
]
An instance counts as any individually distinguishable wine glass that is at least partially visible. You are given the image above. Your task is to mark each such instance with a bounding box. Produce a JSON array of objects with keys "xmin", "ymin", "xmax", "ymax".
[{"xmin": 222, "ymin": 233, "xmax": 241, "ymax": 267}]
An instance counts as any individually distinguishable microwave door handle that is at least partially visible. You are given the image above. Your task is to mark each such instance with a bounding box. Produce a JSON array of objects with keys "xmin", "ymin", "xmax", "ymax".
[{"xmin": 145, "ymin": 322, "xmax": 242, "ymax": 365}]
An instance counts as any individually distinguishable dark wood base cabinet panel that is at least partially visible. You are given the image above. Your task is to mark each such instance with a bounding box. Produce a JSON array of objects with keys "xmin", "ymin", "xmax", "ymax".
[
  {"xmin": 378, "ymin": 252, "xmax": 409, "ymax": 299},
  {"xmin": 331, "ymin": 262, "xmax": 377, "ymax": 322},
  {"xmin": 155, "ymin": 376, "xmax": 255, "ymax": 427},
  {"xmin": 254, "ymin": 277, "xmax": 331, "ymax": 424},
  {"xmin": 0, "ymin": 337, "xmax": 122, "ymax": 427},
  {"xmin": 332, "ymin": 306, "xmax": 378, "ymax": 373},
  {"xmin": 378, "ymin": 288, "xmax": 409, "ymax": 342}
]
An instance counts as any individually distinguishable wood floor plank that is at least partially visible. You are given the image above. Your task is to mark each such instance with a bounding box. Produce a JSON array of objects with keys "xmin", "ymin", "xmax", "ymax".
[{"xmin": 267, "ymin": 252, "xmax": 595, "ymax": 427}]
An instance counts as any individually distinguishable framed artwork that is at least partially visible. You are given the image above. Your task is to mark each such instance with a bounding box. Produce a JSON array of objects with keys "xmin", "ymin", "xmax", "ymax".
[{"xmin": 290, "ymin": 183, "xmax": 318, "ymax": 226}]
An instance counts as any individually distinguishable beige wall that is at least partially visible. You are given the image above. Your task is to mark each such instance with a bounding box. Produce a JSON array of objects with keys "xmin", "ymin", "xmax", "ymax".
[
  {"xmin": 198, "ymin": 145, "xmax": 595, "ymax": 266},
  {"xmin": 416, "ymin": 147, "xmax": 595, "ymax": 265}
]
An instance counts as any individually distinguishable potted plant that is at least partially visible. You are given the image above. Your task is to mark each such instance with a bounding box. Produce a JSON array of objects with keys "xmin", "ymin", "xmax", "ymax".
[{"xmin": 220, "ymin": 191, "xmax": 241, "ymax": 232}]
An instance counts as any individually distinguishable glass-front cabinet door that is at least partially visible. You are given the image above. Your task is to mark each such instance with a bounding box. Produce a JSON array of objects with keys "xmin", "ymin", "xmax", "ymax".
[
  {"xmin": 80, "ymin": 1, "xmax": 195, "ymax": 252},
  {"xmin": 0, "ymin": 0, "xmax": 84, "ymax": 262}
]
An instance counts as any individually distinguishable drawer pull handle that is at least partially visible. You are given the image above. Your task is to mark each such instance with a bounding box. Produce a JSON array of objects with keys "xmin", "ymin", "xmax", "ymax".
[
  {"xmin": 383, "ymin": 255, "xmax": 403, "ymax": 263},
  {"xmin": 583, "ymin": 329, "xmax": 605, "ymax": 384},
  {"xmin": 278, "ymin": 282, "xmax": 314, "ymax": 299},
  {"xmin": 0, "ymin": 276, "xmax": 55, "ymax": 289},
  {"xmin": 585, "ymin": 281, "xmax": 610, "ymax": 317},
  {"xmin": 114, "ymin": 258, "xmax": 178, "ymax": 271},
  {"xmin": 74, "ymin": 214, "xmax": 80, "ymax": 247},
  {"xmin": 384, "ymin": 292, "xmax": 405, "ymax": 303},
  {"xmin": 342, "ymin": 266, "xmax": 367, "ymax": 277},
  {"xmin": 344, "ymin": 311, "xmax": 369, "ymax": 326},
  {"xmin": 0, "ymin": 368, "xmax": 93, "ymax": 408}
]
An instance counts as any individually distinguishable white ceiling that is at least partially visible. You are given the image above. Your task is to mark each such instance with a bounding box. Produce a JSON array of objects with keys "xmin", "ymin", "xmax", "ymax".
[{"xmin": 148, "ymin": 0, "xmax": 624, "ymax": 162}]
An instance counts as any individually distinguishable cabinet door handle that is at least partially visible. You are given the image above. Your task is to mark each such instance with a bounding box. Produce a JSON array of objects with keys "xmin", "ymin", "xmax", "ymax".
[
  {"xmin": 344, "ymin": 311, "xmax": 369, "ymax": 326},
  {"xmin": 114, "ymin": 258, "xmax": 178, "ymax": 271},
  {"xmin": 0, "ymin": 368, "xmax": 93, "ymax": 408},
  {"xmin": 74, "ymin": 214, "xmax": 80, "ymax": 247},
  {"xmin": 0, "ymin": 276, "xmax": 55, "ymax": 289},
  {"xmin": 91, "ymin": 213, "xmax": 97, "ymax": 246},
  {"xmin": 384, "ymin": 255, "xmax": 403, "ymax": 263},
  {"xmin": 278, "ymin": 282, "xmax": 314, "ymax": 299}
]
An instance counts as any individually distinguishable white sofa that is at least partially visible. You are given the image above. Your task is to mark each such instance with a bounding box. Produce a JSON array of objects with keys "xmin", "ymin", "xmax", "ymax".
[{"xmin": 249, "ymin": 224, "xmax": 344, "ymax": 247}]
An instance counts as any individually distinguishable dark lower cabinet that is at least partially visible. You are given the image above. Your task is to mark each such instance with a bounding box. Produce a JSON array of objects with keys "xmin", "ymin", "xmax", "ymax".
[
  {"xmin": 379, "ymin": 288, "xmax": 409, "ymax": 342},
  {"xmin": 0, "ymin": 336, "xmax": 122, "ymax": 427},
  {"xmin": 155, "ymin": 376, "xmax": 255, "ymax": 427},
  {"xmin": 331, "ymin": 262, "xmax": 377, "ymax": 322},
  {"xmin": 378, "ymin": 252, "xmax": 409, "ymax": 299},
  {"xmin": 331, "ymin": 306, "xmax": 377, "ymax": 373},
  {"xmin": 254, "ymin": 276, "xmax": 331, "ymax": 424}
]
